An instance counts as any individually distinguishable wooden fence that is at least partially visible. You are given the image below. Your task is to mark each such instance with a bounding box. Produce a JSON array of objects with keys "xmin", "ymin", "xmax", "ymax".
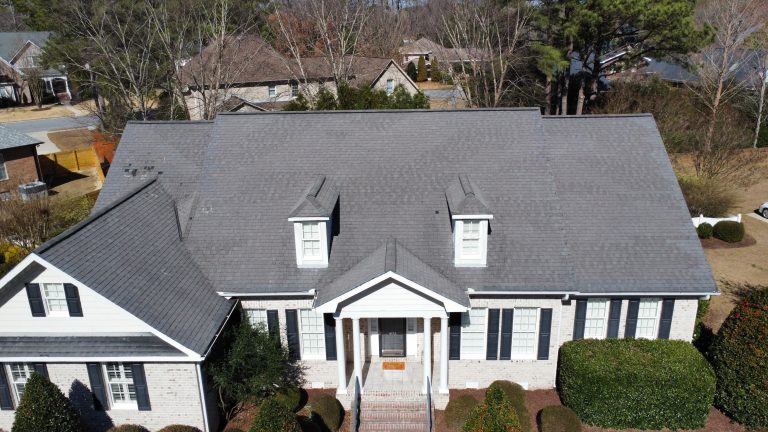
[{"xmin": 40, "ymin": 147, "xmax": 104, "ymax": 181}]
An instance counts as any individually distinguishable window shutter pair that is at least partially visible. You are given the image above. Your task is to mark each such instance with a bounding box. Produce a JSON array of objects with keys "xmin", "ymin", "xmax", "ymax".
[
  {"xmin": 449, "ymin": 313, "xmax": 462, "ymax": 360},
  {"xmin": 625, "ymin": 299, "xmax": 674, "ymax": 339},
  {"xmin": 285, "ymin": 310, "xmax": 301, "ymax": 360},
  {"xmin": 86, "ymin": 363, "xmax": 150, "ymax": 411},
  {"xmin": 488, "ymin": 308, "xmax": 553, "ymax": 361},
  {"xmin": 25, "ymin": 283, "xmax": 82, "ymax": 317},
  {"xmin": 266, "ymin": 310, "xmax": 279, "ymax": 338},
  {"xmin": 573, "ymin": 299, "xmax": 623, "ymax": 339},
  {"xmin": 323, "ymin": 314, "xmax": 337, "ymax": 361},
  {"xmin": 0, "ymin": 363, "xmax": 13, "ymax": 410}
]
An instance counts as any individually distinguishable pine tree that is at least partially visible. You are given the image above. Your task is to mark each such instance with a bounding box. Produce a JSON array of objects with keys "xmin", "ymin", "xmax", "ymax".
[
  {"xmin": 12, "ymin": 373, "xmax": 82, "ymax": 432},
  {"xmin": 430, "ymin": 58, "xmax": 441, "ymax": 82},
  {"xmin": 416, "ymin": 56, "xmax": 427, "ymax": 82},
  {"xmin": 405, "ymin": 61, "xmax": 417, "ymax": 81}
]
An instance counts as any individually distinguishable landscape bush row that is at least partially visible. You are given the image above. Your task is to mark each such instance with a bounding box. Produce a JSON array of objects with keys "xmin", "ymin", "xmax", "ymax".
[{"xmin": 696, "ymin": 220, "xmax": 745, "ymax": 242}]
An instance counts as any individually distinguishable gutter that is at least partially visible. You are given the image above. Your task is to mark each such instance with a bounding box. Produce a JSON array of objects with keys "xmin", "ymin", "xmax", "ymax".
[
  {"xmin": 216, "ymin": 289, "xmax": 315, "ymax": 299},
  {"xmin": 467, "ymin": 288, "xmax": 718, "ymax": 299},
  {"xmin": 196, "ymin": 363, "xmax": 211, "ymax": 432}
]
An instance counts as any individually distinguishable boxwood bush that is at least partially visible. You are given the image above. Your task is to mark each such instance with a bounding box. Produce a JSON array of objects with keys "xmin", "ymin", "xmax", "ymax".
[
  {"xmin": 710, "ymin": 286, "xmax": 768, "ymax": 427},
  {"xmin": 558, "ymin": 339, "xmax": 715, "ymax": 429},
  {"xmin": 107, "ymin": 426, "xmax": 149, "ymax": 432},
  {"xmin": 445, "ymin": 395, "xmax": 480, "ymax": 430},
  {"xmin": 250, "ymin": 397, "xmax": 300, "ymax": 432},
  {"xmin": 12, "ymin": 373, "xmax": 82, "ymax": 432},
  {"xmin": 463, "ymin": 386, "xmax": 521, "ymax": 432},
  {"xmin": 713, "ymin": 221, "xmax": 744, "ymax": 243},
  {"xmin": 488, "ymin": 381, "xmax": 531, "ymax": 432},
  {"xmin": 310, "ymin": 394, "xmax": 343, "ymax": 432},
  {"xmin": 158, "ymin": 426, "xmax": 202, "ymax": 432},
  {"xmin": 696, "ymin": 222, "xmax": 713, "ymax": 239},
  {"xmin": 538, "ymin": 406, "xmax": 581, "ymax": 432}
]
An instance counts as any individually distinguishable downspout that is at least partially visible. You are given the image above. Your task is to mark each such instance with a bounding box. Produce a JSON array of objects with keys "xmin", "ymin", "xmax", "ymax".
[{"xmin": 196, "ymin": 363, "xmax": 211, "ymax": 432}]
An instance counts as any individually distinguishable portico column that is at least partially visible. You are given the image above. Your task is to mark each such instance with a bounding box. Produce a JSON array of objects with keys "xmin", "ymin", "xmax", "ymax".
[
  {"xmin": 352, "ymin": 318, "xmax": 363, "ymax": 390},
  {"xmin": 335, "ymin": 318, "xmax": 347, "ymax": 395},
  {"xmin": 422, "ymin": 317, "xmax": 432, "ymax": 394},
  {"xmin": 439, "ymin": 316, "xmax": 449, "ymax": 394}
]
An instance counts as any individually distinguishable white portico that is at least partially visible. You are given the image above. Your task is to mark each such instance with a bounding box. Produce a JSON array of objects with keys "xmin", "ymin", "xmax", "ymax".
[{"xmin": 314, "ymin": 239, "xmax": 469, "ymax": 396}]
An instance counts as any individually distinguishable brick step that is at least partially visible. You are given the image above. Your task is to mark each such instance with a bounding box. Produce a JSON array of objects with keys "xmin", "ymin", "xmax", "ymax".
[
  {"xmin": 361, "ymin": 409, "xmax": 426, "ymax": 422},
  {"xmin": 358, "ymin": 421, "xmax": 428, "ymax": 432},
  {"xmin": 360, "ymin": 400, "xmax": 425, "ymax": 411}
]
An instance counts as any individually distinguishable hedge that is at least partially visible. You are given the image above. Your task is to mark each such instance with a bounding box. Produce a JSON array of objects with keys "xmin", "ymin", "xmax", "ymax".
[
  {"xmin": 558, "ymin": 339, "xmax": 715, "ymax": 429},
  {"xmin": 488, "ymin": 381, "xmax": 531, "ymax": 432},
  {"xmin": 445, "ymin": 395, "xmax": 480, "ymax": 430},
  {"xmin": 538, "ymin": 406, "xmax": 581, "ymax": 432},
  {"xmin": 157, "ymin": 426, "xmax": 202, "ymax": 432},
  {"xmin": 696, "ymin": 222, "xmax": 713, "ymax": 239},
  {"xmin": 250, "ymin": 397, "xmax": 300, "ymax": 432},
  {"xmin": 275, "ymin": 386, "xmax": 303, "ymax": 412},
  {"xmin": 713, "ymin": 221, "xmax": 744, "ymax": 243},
  {"xmin": 11, "ymin": 373, "xmax": 82, "ymax": 432},
  {"xmin": 310, "ymin": 394, "xmax": 343, "ymax": 432},
  {"xmin": 108, "ymin": 426, "xmax": 149, "ymax": 432},
  {"xmin": 710, "ymin": 286, "xmax": 768, "ymax": 427},
  {"xmin": 463, "ymin": 386, "xmax": 521, "ymax": 432}
]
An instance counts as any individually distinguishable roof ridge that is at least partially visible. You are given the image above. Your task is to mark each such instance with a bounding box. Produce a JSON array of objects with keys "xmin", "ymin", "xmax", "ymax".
[
  {"xmin": 35, "ymin": 178, "xmax": 160, "ymax": 254},
  {"xmin": 218, "ymin": 107, "xmax": 541, "ymax": 116},
  {"xmin": 542, "ymin": 113, "xmax": 654, "ymax": 119},
  {"xmin": 125, "ymin": 120, "xmax": 214, "ymax": 125}
]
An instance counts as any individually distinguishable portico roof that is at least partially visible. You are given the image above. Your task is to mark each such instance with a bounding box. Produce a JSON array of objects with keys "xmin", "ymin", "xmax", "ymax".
[{"xmin": 314, "ymin": 238, "xmax": 469, "ymax": 312}]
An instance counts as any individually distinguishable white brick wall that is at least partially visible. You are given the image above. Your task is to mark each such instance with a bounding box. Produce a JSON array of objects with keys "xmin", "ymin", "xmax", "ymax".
[{"xmin": 0, "ymin": 362, "xmax": 206, "ymax": 432}]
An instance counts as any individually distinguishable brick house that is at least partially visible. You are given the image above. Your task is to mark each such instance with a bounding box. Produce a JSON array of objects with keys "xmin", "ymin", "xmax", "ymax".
[
  {"xmin": 0, "ymin": 124, "xmax": 42, "ymax": 199},
  {"xmin": 0, "ymin": 110, "xmax": 716, "ymax": 431}
]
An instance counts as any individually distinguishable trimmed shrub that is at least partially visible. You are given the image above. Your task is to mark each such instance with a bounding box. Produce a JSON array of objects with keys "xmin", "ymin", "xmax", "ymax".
[
  {"xmin": 158, "ymin": 426, "xmax": 202, "ymax": 432},
  {"xmin": 275, "ymin": 386, "xmax": 303, "ymax": 412},
  {"xmin": 710, "ymin": 286, "xmax": 768, "ymax": 427},
  {"xmin": 310, "ymin": 394, "xmax": 343, "ymax": 432},
  {"xmin": 696, "ymin": 222, "xmax": 713, "ymax": 239},
  {"xmin": 250, "ymin": 397, "xmax": 300, "ymax": 432},
  {"xmin": 445, "ymin": 394, "xmax": 480, "ymax": 430},
  {"xmin": 488, "ymin": 381, "xmax": 531, "ymax": 432},
  {"xmin": 297, "ymin": 416, "xmax": 321, "ymax": 432},
  {"xmin": 558, "ymin": 339, "xmax": 715, "ymax": 429},
  {"xmin": 713, "ymin": 221, "xmax": 745, "ymax": 243},
  {"xmin": 463, "ymin": 386, "xmax": 522, "ymax": 432},
  {"xmin": 11, "ymin": 373, "xmax": 82, "ymax": 432},
  {"xmin": 417, "ymin": 56, "xmax": 427, "ymax": 82},
  {"xmin": 108, "ymin": 427, "xmax": 149, "ymax": 432},
  {"xmin": 538, "ymin": 406, "xmax": 581, "ymax": 432}
]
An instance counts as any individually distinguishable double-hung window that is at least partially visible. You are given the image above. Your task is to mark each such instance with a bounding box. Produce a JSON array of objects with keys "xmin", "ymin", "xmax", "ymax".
[
  {"xmin": 301, "ymin": 223, "xmax": 322, "ymax": 260},
  {"xmin": 104, "ymin": 363, "xmax": 137, "ymax": 409},
  {"xmin": 42, "ymin": 283, "xmax": 67, "ymax": 316},
  {"xmin": 246, "ymin": 309, "xmax": 268, "ymax": 329},
  {"xmin": 268, "ymin": 85, "xmax": 277, "ymax": 98},
  {"xmin": 584, "ymin": 298, "xmax": 609, "ymax": 339},
  {"xmin": 299, "ymin": 309, "xmax": 325, "ymax": 359},
  {"xmin": 461, "ymin": 221, "xmax": 481, "ymax": 258},
  {"xmin": 511, "ymin": 308, "xmax": 538, "ymax": 357},
  {"xmin": 386, "ymin": 79, "xmax": 395, "ymax": 95},
  {"xmin": 0, "ymin": 154, "xmax": 7, "ymax": 180},
  {"xmin": 636, "ymin": 298, "xmax": 661, "ymax": 339},
  {"xmin": 7, "ymin": 363, "xmax": 34, "ymax": 404},
  {"xmin": 460, "ymin": 308, "xmax": 486, "ymax": 358}
]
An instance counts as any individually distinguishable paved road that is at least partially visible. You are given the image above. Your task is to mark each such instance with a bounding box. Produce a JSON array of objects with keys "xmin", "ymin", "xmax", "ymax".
[{"xmin": 2, "ymin": 115, "xmax": 100, "ymax": 133}]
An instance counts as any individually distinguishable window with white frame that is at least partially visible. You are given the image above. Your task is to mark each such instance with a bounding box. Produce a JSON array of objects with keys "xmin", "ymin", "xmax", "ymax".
[
  {"xmin": 268, "ymin": 85, "xmax": 277, "ymax": 98},
  {"xmin": 7, "ymin": 363, "xmax": 34, "ymax": 403},
  {"xmin": 460, "ymin": 308, "xmax": 486, "ymax": 358},
  {"xmin": 455, "ymin": 219, "xmax": 488, "ymax": 267},
  {"xmin": 636, "ymin": 298, "xmax": 661, "ymax": 339},
  {"xmin": 0, "ymin": 154, "xmax": 7, "ymax": 180},
  {"xmin": 246, "ymin": 309, "xmax": 268, "ymax": 329},
  {"xmin": 386, "ymin": 79, "xmax": 395, "ymax": 95},
  {"xmin": 301, "ymin": 222, "xmax": 322, "ymax": 260},
  {"xmin": 584, "ymin": 298, "xmax": 609, "ymax": 339},
  {"xmin": 104, "ymin": 363, "xmax": 137, "ymax": 408},
  {"xmin": 299, "ymin": 309, "xmax": 325, "ymax": 358},
  {"xmin": 42, "ymin": 283, "xmax": 67, "ymax": 315},
  {"xmin": 462, "ymin": 221, "xmax": 481, "ymax": 257},
  {"xmin": 511, "ymin": 308, "xmax": 538, "ymax": 356}
]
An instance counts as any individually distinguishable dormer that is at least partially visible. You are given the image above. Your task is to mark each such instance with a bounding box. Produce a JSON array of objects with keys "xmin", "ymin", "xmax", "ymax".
[
  {"xmin": 446, "ymin": 174, "xmax": 493, "ymax": 267},
  {"xmin": 288, "ymin": 175, "xmax": 339, "ymax": 268}
]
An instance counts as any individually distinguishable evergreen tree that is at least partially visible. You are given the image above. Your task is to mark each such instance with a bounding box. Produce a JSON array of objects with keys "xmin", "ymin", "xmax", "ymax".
[
  {"xmin": 11, "ymin": 373, "xmax": 82, "ymax": 432},
  {"xmin": 416, "ymin": 55, "xmax": 427, "ymax": 82},
  {"xmin": 430, "ymin": 58, "xmax": 442, "ymax": 82},
  {"xmin": 405, "ymin": 61, "xmax": 417, "ymax": 81}
]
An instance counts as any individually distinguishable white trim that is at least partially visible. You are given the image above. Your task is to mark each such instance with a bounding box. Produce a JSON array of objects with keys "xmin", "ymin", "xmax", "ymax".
[
  {"xmin": 216, "ymin": 290, "xmax": 314, "ymax": 299},
  {"xmin": 196, "ymin": 363, "xmax": 211, "ymax": 432},
  {"xmin": 467, "ymin": 289, "xmax": 718, "ymax": 297},
  {"xmin": 0, "ymin": 356, "xmax": 201, "ymax": 362},
  {"xmin": 293, "ymin": 221, "xmax": 329, "ymax": 268},
  {"xmin": 451, "ymin": 214, "xmax": 494, "ymax": 220},
  {"xmin": 314, "ymin": 271, "xmax": 468, "ymax": 314},
  {"xmin": 287, "ymin": 216, "xmax": 330, "ymax": 222}
]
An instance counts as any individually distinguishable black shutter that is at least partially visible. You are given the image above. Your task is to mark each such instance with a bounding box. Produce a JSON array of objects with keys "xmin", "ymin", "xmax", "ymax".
[
  {"xmin": 32, "ymin": 363, "xmax": 48, "ymax": 378},
  {"xmin": 499, "ymin": 309, "xmax": 513, "ymax": 360},
  {"xmin": 607, "ymin": 300, "xmax": 622, "ymax": 339},
  {"xmin": 0, "ymin": 363, "xmax": 13, "ymax": 410},
  {"xmin": 25, "ymin": 283, "xmax": 45, "ymax": 317},
  {"xmin": 625, "ymin": 299, "xmax": 640, "ymax": 338},
  {"xmin": 658, "ymin": 299, "xmax": 675, "ymax": 339},
  {"xmin": 324, "ymin": 314, "xmax": 337, "ymax": 361},
  {"xmin": 573, "ymin": 300, "xmax": 587, "ymax": 340},
  {"xmin": 131, "ymin": 364, "xmax": 151, "ymax": 411},
  {"xmin": 485, "ymin": 309, "xmax": 500, "ymax": 360},
  {"xmin": 266, "ymin": 310, "xmax": 279, "ymax": 338},
  {"xmin": 285, "ymin": 309, "xmax": 300, "ymax": 360},
  {"xmin": 537, "ymin": 308, "xmax": 553, "ymax": 360},
  {"xmin": 86, "ymin": 363, "xmax": 108, "ymax": 411},
  {"xmin": 64, "ymin": 284, "xmax": 83, "ymax": 317},
  {"xmin": 449, "ymin": 312, "xmax": 461, "ymax": 360}
]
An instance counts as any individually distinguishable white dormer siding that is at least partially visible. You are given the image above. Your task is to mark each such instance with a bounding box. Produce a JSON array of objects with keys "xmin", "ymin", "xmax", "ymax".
[
  {"xmin": 454, "ymin": 218, "xmax": 489, "ymax": 267},
  {"xmin": 291, "ymin": 218, "xmax": 331, "ymax": 268}
]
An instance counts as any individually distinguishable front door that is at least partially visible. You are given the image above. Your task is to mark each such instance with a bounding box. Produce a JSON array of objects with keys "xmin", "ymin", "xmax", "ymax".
[{"xmin": 379, "ymin": 318, "xmax": 406, "ymax": 357}]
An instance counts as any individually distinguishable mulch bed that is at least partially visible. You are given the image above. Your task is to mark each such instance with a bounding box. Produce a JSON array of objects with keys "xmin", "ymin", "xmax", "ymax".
[
  {"xmin": 701, "ymin": 233, "xmax": 757, "ymax": 249},
  {"xmin": 434, "ymin": 388, "xmax": 745, "ymax": 432}
]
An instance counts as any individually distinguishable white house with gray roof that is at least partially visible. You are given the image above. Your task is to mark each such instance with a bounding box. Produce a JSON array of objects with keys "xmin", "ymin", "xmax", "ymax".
[{"xmin": 0, "ymin": 109, "xmax": 717, "ymax": 431}]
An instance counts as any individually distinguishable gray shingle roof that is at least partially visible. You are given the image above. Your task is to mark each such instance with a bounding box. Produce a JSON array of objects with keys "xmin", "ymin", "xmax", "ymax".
[
  {"xmin": 0, "ymin": 31, "xmax": 49, "ymax": 61},
  {"xmin": 38, "ymin": 179, "xmax": 233, "ymax": 355},
  {"xmin": 0, "ymin": 335, "xmax": 186, "ymax": 357},
  {"xmin": 445, "ymin": 174, "xmax": 492, "ymax": 216},
  {"xmin": 0, "ymin": 124, "xmax": 42, "ymax": 150},
  {"xmin": 288, "ymin": 175, "xmax": 340, "ymax": 219}
]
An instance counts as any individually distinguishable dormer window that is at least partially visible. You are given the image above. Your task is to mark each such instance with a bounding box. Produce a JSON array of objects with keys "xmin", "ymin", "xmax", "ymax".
[
  {"xmin": 288, "ymin": 175, "xmax": 339, "ymax": 268},
  {"xmin": 446, "ymin": 174, "xmax": 493, "ymax": 267}
]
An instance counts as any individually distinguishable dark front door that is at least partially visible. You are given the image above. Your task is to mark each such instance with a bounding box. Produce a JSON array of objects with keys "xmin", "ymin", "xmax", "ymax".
[{"xmin": 379, "ymin": 318, "xmax": 406, "ymax": 357}]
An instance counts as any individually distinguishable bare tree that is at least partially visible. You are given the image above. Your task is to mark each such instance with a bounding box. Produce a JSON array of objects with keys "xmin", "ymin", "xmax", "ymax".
[
  {"xmin": 24, "ymin": 67, "xmax": 44, "ymax": 108},
  {"xmin": 745, "ymin": 29, "xmax": 768, "ymax": 148},
  {"xmin": 439, "ymin": 0, "xmax": 532, "ymax": 108},
  {"xmin": 0, "ymin": 194, "xmax": 93, "ymax": 252}
]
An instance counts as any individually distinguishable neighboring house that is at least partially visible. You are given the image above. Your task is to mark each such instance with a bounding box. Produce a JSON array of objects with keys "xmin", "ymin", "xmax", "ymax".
[
  {"xmin": 181, "ymin": 35, "xmax": 418, "ymax": 119},
  {"xmin": 399, "ymin": 37, "xmax": 484, "ymax": 66},
  {"xmin": 0, "ymin": 109, "xmax": 717, "ymax": 431},
  {"xmin": 0, "ymin": 124, "xmax": 42, "ymax": 200},
  {"xmin": 0, "ymin": 32, "xmax": 71, "ymax": 105}
]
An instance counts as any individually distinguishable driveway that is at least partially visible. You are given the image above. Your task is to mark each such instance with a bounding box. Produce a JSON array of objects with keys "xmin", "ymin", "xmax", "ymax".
[{"xmin": 3, "ymin": 115, "xmax": 100, "ymax": 134}]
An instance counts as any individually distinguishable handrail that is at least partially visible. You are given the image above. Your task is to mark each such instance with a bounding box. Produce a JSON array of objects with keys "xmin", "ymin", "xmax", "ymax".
[
  {"xmin": 426, "ymin": 377, "xmax": 433, "ymax": 432},
  {"xmin": 351, "ymin": 377, "xmax": 361, "ymax": 432}
]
